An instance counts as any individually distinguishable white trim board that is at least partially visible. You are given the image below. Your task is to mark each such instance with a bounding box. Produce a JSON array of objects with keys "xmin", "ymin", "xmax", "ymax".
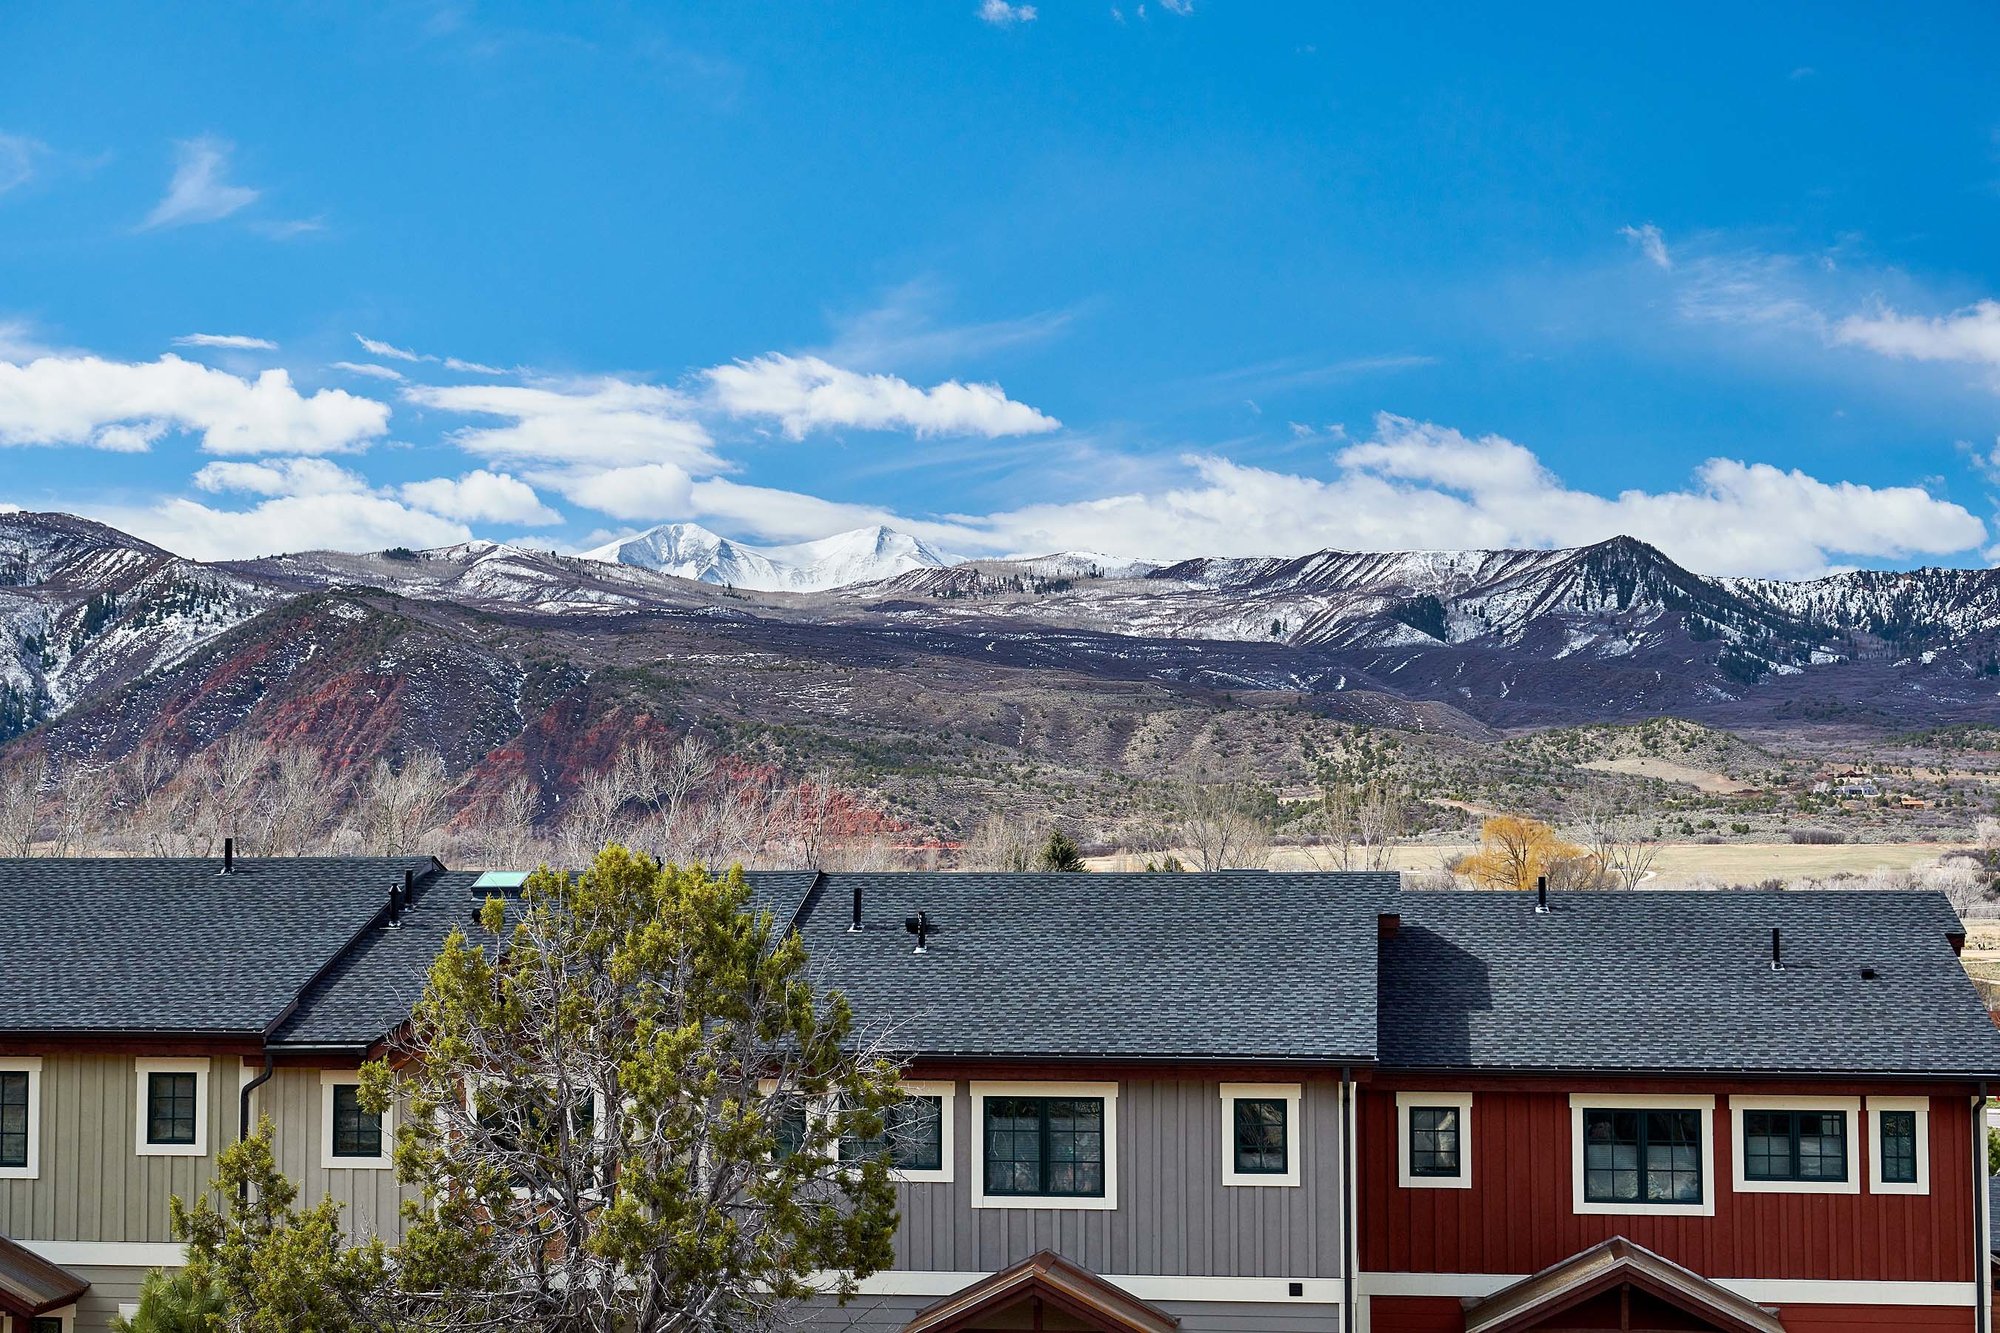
[
  {"xmin": 0, "ymin": 1057, "xmax": 42, "ymax": 1181},
  {"xmin": 1220, "ymin": 1082, "xmax": 1302, "ymax": 1189},
  {"xmin": 1396, "ymin": 1090, "xmax": 1473, "ymax": 1190},
  {"xmin": 837, "ymin": 1270, "xmax": 1341, "ymax": 1304},
  {"xmin": 1568, "ymin": 1093, "xmax": 1716, "ymax": 1217},
  {"xmin": 23, "ymin": 1239, "xmax": 189, "ymax": 1267},
  {"xmin": 134, "ymin": 1058, "xmax": 210, "ymax": 1158},
  {"xmin": 1729, "ymin": 1094, "xmax": 1862, "ymax": 1196},
  {"xmin": 967, "ymin": 1081, "xmax": 1119, "ymax": 1210},
  {"xmin": 1356, "ymin": 1271, "xmax": 1976, "ymax": 1308}
]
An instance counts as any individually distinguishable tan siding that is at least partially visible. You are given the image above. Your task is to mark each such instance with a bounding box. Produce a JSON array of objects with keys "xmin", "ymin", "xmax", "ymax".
[
  {"xmin": 250, "ymin": 1068, "xmax": 419, "ymax": 1246},
  {"xmin": 0, "ymin": 1055, "xmax": 236, "ymax": 1244},
  {"xmin": 892, "ymin": 1076, "xmax": 1347, "ymax": 1279}
]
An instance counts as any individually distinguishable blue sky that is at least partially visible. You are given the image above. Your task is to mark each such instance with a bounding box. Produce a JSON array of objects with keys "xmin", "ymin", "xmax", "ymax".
[{"xmin": 3, "ymin": 2, "xmax": 2000, "ymax": 577}]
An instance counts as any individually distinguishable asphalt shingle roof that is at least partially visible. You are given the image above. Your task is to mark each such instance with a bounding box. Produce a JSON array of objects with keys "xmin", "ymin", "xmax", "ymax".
[
  {"xmin": 1378, "ymin": 889, "xmax": 2000, "ymax": 1076},
  {"xmin": 0, "ymin": 856, "xmax": 439, "ymax": 1036},
  {"xmin": 274, "ymin": 867, "xmax": 825, "ymax": 1047},
  {"xmin": 794, "ymin": 872, "xmax": 1394, "ymax": 1061}
]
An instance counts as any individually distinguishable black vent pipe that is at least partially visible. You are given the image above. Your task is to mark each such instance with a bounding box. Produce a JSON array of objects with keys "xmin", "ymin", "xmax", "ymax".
[
  {"xmin": 1535, "ymin": 875, "xmax": 1547, "ymax": 913},
  {"xmin": 850, "ymin": 880, "xmax": 862, "ymax": 932},
  {"xmin": 1771, "ymin": 927, "xmax": 1783, "ymax": 971},
  {"xmin": 221, "ymin": 837, "xmax": 234, "ymax": 874}
]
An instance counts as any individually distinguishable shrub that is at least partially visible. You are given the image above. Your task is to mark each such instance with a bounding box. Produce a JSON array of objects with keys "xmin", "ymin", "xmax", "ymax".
[{"xmin": 1789, "ymin": 827, "xmax": 1847, "ymax": 845}]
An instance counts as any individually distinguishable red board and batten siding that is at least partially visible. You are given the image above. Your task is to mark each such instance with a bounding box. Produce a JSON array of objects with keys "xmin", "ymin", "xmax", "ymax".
[
  {"xmin": 1369, "ymin": 1298, "xmax": 1972, "ymax": 1333},
  {"xmin": 1357, "ymin": 1084, "xmax": 1979, "ymax": 1283}
]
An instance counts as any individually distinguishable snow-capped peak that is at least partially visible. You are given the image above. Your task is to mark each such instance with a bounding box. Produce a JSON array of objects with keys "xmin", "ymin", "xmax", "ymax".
[{"xmin": 581, "ymin": 522, "xmax": 957, "ymax": 592}]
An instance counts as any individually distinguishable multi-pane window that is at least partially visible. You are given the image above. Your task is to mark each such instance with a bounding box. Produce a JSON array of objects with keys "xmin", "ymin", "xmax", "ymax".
[
  {"xmin": 30, "ymin": 1318, "xmax": 62, "ymax": 1333},
  {"xmin": 1408, "ymin": 1105, "xmax": 1461, "ymax": 1177},
  {"xmin": 330, "ymin": 1084, "xmax": 383, "ymax": 1159},
  {"xmin": 147, "ymin": 1072, "xmax": 198, "ymax": 1146},
  {"xmin": 844, "ymin": 1095, "xmax": 945, "ymax": 1172},
  {"xmin": 1232, "ymin": 1098, "xmax": 1288, "ymax": 1175},
  {"xmin": 1582, "ymin": 1108, "xmax": 1702, "ymax": 1204},
  {"xmin": 1878, "ymin": 1110, "xmax": 1918, "ymax": 1185},
  {"xmin": 1744, "ymin": 1109, "xmax": 1847, "ymax": 1182},
  {"xmin": 984, "ymin": 1096, "xmax": 1104, "ymax": 1197},
  {"xmin": 0, "ymin": 1071, "xmax": 27, "ymax": 1169},
  {"xmin": 772, "ymin": 1103, "xmax": 809, "ymax": 1159}
]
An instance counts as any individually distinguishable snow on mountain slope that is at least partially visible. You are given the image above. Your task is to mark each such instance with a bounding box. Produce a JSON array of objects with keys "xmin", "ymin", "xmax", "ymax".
[{"xmin": 582, "ymin": 522, "xmax": 957, "ymax": 591}]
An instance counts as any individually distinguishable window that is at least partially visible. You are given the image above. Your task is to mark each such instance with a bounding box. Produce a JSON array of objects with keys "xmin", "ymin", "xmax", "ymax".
[
  {"xmin": 1221, "ymin": 1084, "xmax": 1302, "ymax": 1187},
  {"xmin": 1867, "ymin": 1097, "xmax": 1930, "ymax": 1195},
  {"xmin": 1397, "ymin": 1091, "xmax": 1473, "ymax": 1189},
  {"xmin": 1730, "ymin": 1096, "xmax": 1859, "ymax": 1196},
  {"xmin": 0, "ymin": 1058, "xmax": 38, "ymax": 1178},
  {"xmin": 134, "ymin": 1059, "xmax": 208, "ymax": 1157},
  {"xmin": 1744, "ymin": 1110, "xmax": 1846, "ymax": 1182},
  {"xmin": 986, "ymin": 1097, "xmax": 1103, "ymax": 1197},
  {"xmin": 30, "ymin": 1317, "xmax": 65, "ymax": 1333},
  {"xmin": 845, "ymin": 1096, "xmax": 944, "ymax": 1171},
  {"xmin": 1878, "ymin": 1112, "xmax": 1917, "ymax": 1183},
  {"xmin": 1583, "ymin": 1109, "xmax": 1701, "ymax": 1204},
  {"xmin": 1569, "ymin": 1094, "xmax": 1714, "ymax": 1216},
  {"xmin": 321, "ymin": 1072, "xmax": 393, "ymax": 1169},
  {"xmin": 970, "ymin": 1082, "xmax": 1118, "ymax": 1209}
]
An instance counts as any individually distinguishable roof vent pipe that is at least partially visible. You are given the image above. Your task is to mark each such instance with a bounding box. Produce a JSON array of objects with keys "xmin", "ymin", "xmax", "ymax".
[
  {"xmin": 1534, "ymin": 875, "xmax": 1548, "ymax": 914},
  {"xmin": 221, "ymin": 837, "xmax": 234, "ymax": 875},
  {"xmin": 1771, "ymin": 926, "xmax": 1783, "ymax": 971},
  {"xmin": 850, "ymin": 880, "xmax": 862, "ymax": 933},
  {"xmin": 904, "ymin": 910, "xmax": 930, "ymax": 955}
]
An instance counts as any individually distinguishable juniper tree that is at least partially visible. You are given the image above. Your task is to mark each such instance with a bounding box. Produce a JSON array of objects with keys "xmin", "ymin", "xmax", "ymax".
[{"xmin": 365, "ymin": 847, "xmax": 900, "ymax": 1333}]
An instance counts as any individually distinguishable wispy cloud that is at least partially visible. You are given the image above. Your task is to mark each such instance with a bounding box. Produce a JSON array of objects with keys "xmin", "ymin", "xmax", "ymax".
[
  {"xmin": 977, "ymin": 0, "xmax": 1037, "ymax": 24},
  {"xmin": 1619, "ymin": 222, "xmax": 1673, "ymax": 270},
  {"xmin": 1203, "ymin": 352, "xmax": 1437, "ymax": 395},
  {"xmin": 330, "ymin": 361, "xmax": 406, "ymax": 382},
  {"xmin": 142, "ymin": 136, "xmax": 260, "ymax": 229},
  {"xmin": 355, "ymin": 333, "xmax": 428, "ymax": 363},
  {"xmin": 0, "ymin": 133, "xmax": 44, "ymax": 197},
  {"xmin": 819, "ymin": 280, "xmax": 1076, "ymax": 371},
  {"xmin": 705, "ymin": 353, "xmax": 1060, "ymax": 439},
  {"xmin": 173, "ymin": 332, "xmax": 278, "ymax": 351},
  {"xmin": 1159, "ymin": 0, "xmax": 1193, "ymax": 13},
  {"xmin": 1833, "ymin": 300, "xmax": 2000, "ymax": 371}
]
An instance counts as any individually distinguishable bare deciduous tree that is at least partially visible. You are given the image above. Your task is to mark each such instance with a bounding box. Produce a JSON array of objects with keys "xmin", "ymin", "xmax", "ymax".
[
  {"xmin": 962, "ymin": 812, "xmax": 1039, "ymax": 871},
  {"xmin": 0, "ymin": 751, "xmax": 46, "ymax": 856},
  {"xmin": 347, "ymin": 751, "xmax": 453, "ymax": 855},
  {"xmin": 1169, "ymin": 777, "xmax": 1273, "ymax": 871}
]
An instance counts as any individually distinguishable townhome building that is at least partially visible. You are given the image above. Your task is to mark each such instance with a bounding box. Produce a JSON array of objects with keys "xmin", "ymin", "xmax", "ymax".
[{"xmin": 0, "ymin": 858, "xmax": 1995, "ymax": 1333}]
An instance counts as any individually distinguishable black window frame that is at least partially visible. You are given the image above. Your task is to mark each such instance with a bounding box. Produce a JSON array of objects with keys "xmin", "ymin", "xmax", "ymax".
[
  {"xmin": 329, "ymin": 1082, "xmax": 384, "ymax": 1160},
  {"xmin": 1742, "ymin": 1108, "xmax": 1848, "ymax": 1183},
  {"xmin": 146, "ymin": 1071, "xmax": 199, "ymax": 1147},
  {"xmin": 1407, "ymin": 1104, "xmax": 1462, "ymax": 1179},
  {"xmin": 1581, "ymin": 1106, "xmax": 1704, "ymax": 1205},
  {"xmin": 1232, "ymin": 1096, "xmax": 1289, "ymax": 1177},
  {"xmin": 1878, "ymin": 1109, "xmax": 1919, "ymax": 1185},
  {"xmin": 29, "ymin": 1317, "xmax": 63, "ymax": 1333},
  {"xmin": 843, "ymin": 1094, "xmax": 946, "ymax": 1173},
  {"xmin": 982, "ymin": 1095, "xmax": 1106, "ymax": 1199},
  {"xmin": 0, "ymin": 1069, "xmax": 28, "ymax": 1170}
]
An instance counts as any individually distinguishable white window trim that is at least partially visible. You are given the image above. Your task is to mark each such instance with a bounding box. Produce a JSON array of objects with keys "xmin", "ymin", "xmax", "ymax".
[
  {"xmin": 1569, "ymin": 1093, "xmax": 1715, "ymax": 1217},
  {"xmin": 1867, "ymin": 1096, "xmax": 1930, "ymax": 1196},
  {"xmin": 1730, "ymin": 1094, "xmax": 1862, "ymax": 1196},
  {"xmin": 321, "ymin": 1070, "xmax": 394, "ymax": 1171},
  {"xmin": 1396, "ymin": 1091, "xmax": 1473, "ymax": 1190},
  {"xmin": 7, "ymin": 1305, "xmax": 76, "ymax": 1332},
  {"xmin": 135, "ymin": 1058, "xmax": 209, "ymax": 1157},
  {"xmin": 866, "ymin": 1080, "xmax": 955, "ymax": 1185},
  {"xmin": 1221, "ymin": 1083, "xmax": 1302, "ymax": 1188},
  {"xmin": 969, "ymin": 1081, "xmax": 1118, "ymax": 1211},
  {"xmin": 0, "ymin": 1057, "xmax": 42, "ymax": 1180}
]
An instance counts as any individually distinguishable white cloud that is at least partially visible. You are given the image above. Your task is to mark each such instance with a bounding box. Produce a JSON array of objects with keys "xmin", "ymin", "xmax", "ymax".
[
  {"xmin": 104, "ymin": 493, "xmax": 470, "ymax": 561},
  {"xmin": 0, "ymin": 133, "xmax": 43, "ymax": 196},
  {"xmin": 978, "ymin": 0, "xmax": 1038, "ymax": 23},
  {"xmin": 355, "ymin": 334, "xmax": 428, "ymax": 363},
  {"xmin": 193, "ymin": 457, "xmax": 370, "ymax": 497},
  {"xmin": 0, "ymin": 353, "xmax": 390, "ymax": 455},
  {"xmin": 173, "ymin": 332, "xmax": 278, "ymax": 351},
  {"xmin": 704, "ymin": 353, "xmax": 1059, "ymax": 439},
  {"xmin": 1159, "ymin": 0, "xmax": 1193, "ymax": 13},
  {"xmin": 444, "ymin": 356, "xmax": 507, "ymax": 375},
  {"xmin": 330, "ymin": 361, "xmax": 406, "ymax": 381},
  {"xmin": 1619, "ymin": 223, "xmax": 1672, "ymax": 271},
  {"xmin": 545, "ymin": 462, "xmax": 696, "ymax": 521},
  {"xmin": 1833, "ymin": 300, "xmax": 2000, "ymax": 369},
  {"xmin": 143, "ymin": 136, "xmax": 260, "ymax": 229},
  {"xmin": 408, "ymin": 378, "xmax": 719, "ymax": 470},
  {"xmin": 399, "ymin": 469, "xmax": 560, "ymax": 524},
  {"xmin": 955, "ymin": 414, "xmax": 1983, "ymax": 579}
]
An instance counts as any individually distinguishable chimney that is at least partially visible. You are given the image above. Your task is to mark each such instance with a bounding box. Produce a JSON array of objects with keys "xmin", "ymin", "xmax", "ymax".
[
  {"xmin": 904, "ymin": 910, "xmax": 930, "ymax": 954},
  {"xmin": 1770, "ymin": 926, "xmax": 1783, "ymax": 971},
  {"xmin": 1377, "ymin": 912, "xmax": 1401, "ymax": 939},
  {"xmin": 220, "ymin": 837, "xmax": 234, "ymax": 874},
  {"xmin": 1534, "ymin": 875, "xmax": 1548, "ymax": 914}
]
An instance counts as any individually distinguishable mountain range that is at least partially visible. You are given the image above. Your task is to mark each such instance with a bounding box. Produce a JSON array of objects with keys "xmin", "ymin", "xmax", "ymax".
[{"xmin": 4, "ymin": 509, "xmax": 1999, "ymax": 830}]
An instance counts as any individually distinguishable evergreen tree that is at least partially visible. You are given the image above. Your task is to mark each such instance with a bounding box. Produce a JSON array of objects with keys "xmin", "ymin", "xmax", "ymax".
[{"xmin": 1038, "ymin": 829, "xmax": 1086, "ymax": 872}]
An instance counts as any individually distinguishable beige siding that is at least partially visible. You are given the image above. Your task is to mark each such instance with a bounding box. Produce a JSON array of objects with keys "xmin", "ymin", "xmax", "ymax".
[
  {"xmin": 0, "ymin": 1054, "xmax": 237, "ymax": 1244},
  {"xmin": 249, "ymin": 1067, "xmax": 419, "ymax": 1246},
  {"xmin": 895, "ymin": 1076, "xmax": 1348, "ymax": 1279}
]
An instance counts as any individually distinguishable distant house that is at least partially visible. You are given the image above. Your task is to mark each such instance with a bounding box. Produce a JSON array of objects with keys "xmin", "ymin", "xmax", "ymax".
[{"xmin": 0, "ymin": 861, "xmax": 1995, "ymax": 1333}]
